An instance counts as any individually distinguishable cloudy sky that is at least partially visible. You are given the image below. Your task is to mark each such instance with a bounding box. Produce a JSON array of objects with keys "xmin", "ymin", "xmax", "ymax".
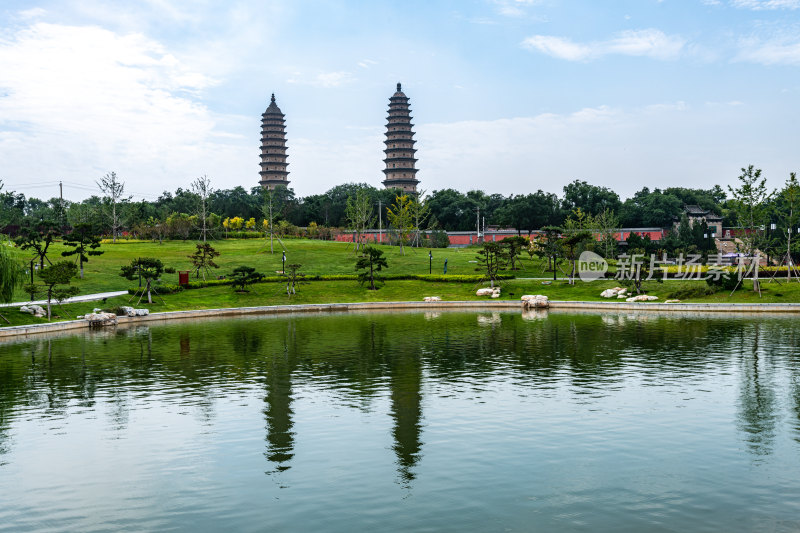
[{"xmin": 1, "ymin": 0, "xmax": 798, "ymax": 202}]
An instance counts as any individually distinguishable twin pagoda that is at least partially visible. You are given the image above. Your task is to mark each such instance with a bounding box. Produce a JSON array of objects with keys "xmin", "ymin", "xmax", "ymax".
[
  {"xmin": 258, "ymin": 94, "xmax": 290, "ymax": 190},
  {"xmin": 259, "ymin": 84, "xmax": 419, "ymax": 193}
]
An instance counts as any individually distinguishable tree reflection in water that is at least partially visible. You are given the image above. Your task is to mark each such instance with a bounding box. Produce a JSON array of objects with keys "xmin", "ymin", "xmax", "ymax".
[{"xmin": 1, "ymin": 311, "xmax": 800, "ymax": 486}]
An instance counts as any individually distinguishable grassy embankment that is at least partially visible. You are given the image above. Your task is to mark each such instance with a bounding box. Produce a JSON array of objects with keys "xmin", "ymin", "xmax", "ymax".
[{"xmin": 3, "ymin": 238, "xmax": 800, "ymax": 328}]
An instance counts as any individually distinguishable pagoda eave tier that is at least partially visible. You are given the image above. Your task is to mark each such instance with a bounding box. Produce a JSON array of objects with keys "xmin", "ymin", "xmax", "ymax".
[
  {"xmin": 383, "ymin": 168, "xmax": 419, "ymax": 175},
  {"xmin": 384, "ymin": 148, "xmax": 417, "ymax": 154},
  {"xmin": 259, "ymin": 179, "xmax": 291, "ymax": 188},
  {"xmin": 382, "ymin": 178, "xmax": 419, "ymax": 187},
  {"xmin": 384, "ymin": 132, "xmax": 415, "ymax": 138},
  {"xmin": 383, "ymin": 158, "xmax": 418, "ymax": 164}
]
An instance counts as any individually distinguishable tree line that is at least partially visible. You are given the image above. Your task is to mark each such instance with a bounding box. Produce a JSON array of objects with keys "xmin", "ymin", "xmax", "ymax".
[{"xmin": 0, "ymin": 168, "xmax": 796, "ymax": 248}]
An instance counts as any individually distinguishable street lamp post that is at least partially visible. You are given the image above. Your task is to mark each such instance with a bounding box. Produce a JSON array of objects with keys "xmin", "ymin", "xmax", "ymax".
[{"xmin": 429, "ymin": 250, "xmax": 432, "ymax": 274}]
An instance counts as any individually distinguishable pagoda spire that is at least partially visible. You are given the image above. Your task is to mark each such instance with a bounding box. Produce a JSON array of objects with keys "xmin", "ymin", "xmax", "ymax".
[
  {"xmin": 259, "ymin": 93, "xmax": 290, "ymax": 190},
  {"xmin": 382, "ymin": 82, "xmax": 419, "ymax": 193}
]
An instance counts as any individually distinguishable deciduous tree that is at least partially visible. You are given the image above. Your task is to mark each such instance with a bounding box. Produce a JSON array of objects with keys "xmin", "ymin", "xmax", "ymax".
[
  {"xmin": 387, "ymin": 194, "xmax": 414, "ymax": 255},
  {"xmin": 191, "ymin": 175, "xmax": 214, "ymax": 242},
  {"xmin": 345, "ymin": 188, "xmax": 374, "ymax": 252},
  {"xmin": 97, "ymin": 172, "xmax": 130, "ymax": 243},
  {"xmin": 728, "ymin": 165, "xmax": 773, "ymax": 292}
]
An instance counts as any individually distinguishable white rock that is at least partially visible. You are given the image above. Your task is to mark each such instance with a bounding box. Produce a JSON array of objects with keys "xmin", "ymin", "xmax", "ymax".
[
  {"xmin": 84, "ymin": 312, "xmax": 118, "ymax": 326},
  {"xmin": 522, "ymin": 295, "xmax": 549, "ymax": 309},
  {"xmin": 601, "ymin": 287, "xmax": 629, "ymax": 298},
  {"xmin": 665, "ymin": 299, "xmax": 681, "ymax": 304},
  {"xmin": 120, "ymin": 306, "xmax": 136, "ymax": 317},
  {"xmin": 134, "ymin": 308, "xmax": 150, "ymax": 316},
  {"xmin": 22, "ymin": 304, "xmax": 46, "ymax": 317},
  {"xmin": 476, "ymin": 288, "xmax": 494, "ymax": 296},
  {"xmin": 423, "ymin": 296, "xmax": 441, "ymax": 302},
  {"xmin": 625, "ymin": 294, "xmax": 659, "ymax": 302},
  {"xmin": 490, "ymin": 292, "xmax": 501, "ymax": 298}
]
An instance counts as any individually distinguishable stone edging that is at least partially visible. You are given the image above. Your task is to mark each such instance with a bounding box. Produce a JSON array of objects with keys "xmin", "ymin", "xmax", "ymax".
[{"xmin": 3, "ymin": 299, "xmax": 800, "ymax": 339}]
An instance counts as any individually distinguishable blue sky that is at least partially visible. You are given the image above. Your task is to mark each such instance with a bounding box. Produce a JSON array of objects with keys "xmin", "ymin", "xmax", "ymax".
[{"xmin": 1, "ymin": 0, "xmax": 798, "ymax": 202}]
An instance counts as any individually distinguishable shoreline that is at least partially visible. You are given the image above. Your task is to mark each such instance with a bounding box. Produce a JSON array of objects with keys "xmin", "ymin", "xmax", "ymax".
[{"xmin": 3, "ymin": 299, "xmax": 800, "ymax": 339}]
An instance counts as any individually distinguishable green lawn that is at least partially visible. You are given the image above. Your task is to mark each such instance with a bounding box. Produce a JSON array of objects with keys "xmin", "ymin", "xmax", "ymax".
[
  {"xmin": 4, "ymin": 274, "xmax": 799, "ymax": 329},
  {"xmin": 5, "ymin": 237, "xmax": 800, "ymax": 329},
  {"xmin": 9, "ymin": 238, "xmax": 556, "ymax": 301}
]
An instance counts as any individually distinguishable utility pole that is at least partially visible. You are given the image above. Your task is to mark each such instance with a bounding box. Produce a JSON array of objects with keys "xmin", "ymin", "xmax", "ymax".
[
  {"xmin": 476, "ymin": 206, "xmax": 481, "ymax": 243},
  {"xmin": 59, "ymin": 180, "xmax": 65, "ymax": 231}
]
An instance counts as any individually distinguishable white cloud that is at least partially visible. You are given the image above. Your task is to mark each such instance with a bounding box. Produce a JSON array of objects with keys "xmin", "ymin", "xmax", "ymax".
[
  {"xmin": 522, "ymin": 29, "xmax": 685, "ymax": 61},
  {"xmin": 16, "ymin": 7, "xmax": 48, "ymax": 20},
  {"xmin": 493, "ymin": 0, "xmax": 542, "ymax": 17},
  {"xmin": 731, "ymin": 0, "xmax": 800, "ymax": 9},
  {"xmin": 410, "ymin": 101, "xmax": 794, "ymax": 198},
  {"xmin": 521, "ymin": 35, "xmax": 592, "ymax": 61},
  {"xmin": 0, "ymin": 22, "xmax": 251, "ymax": 200},
  {"xmin": 287, "ymin": 70, "xmax": 355, "ymax": 88},
  {"xmin": 357, "ymin": 59, "xmax": 378, "ymax": 68},
  {"xmin": 736, "ymin": 37, "xmax": 800, "ymax": 64}
]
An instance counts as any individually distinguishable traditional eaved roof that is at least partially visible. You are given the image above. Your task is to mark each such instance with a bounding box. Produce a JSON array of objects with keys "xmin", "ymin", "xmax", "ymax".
[
  {"xmin": 263, "ymin": 94, "xmax": 283, "ymax": 116},
  {"xmin": 684, "ymin": 205, "xmax": 708, "ymax": 216}
]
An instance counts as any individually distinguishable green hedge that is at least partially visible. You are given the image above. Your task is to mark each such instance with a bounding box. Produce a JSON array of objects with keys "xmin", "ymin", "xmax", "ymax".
[{"xmin": 128, "ymin": 273, "xmax": 515, "ymax": 294}]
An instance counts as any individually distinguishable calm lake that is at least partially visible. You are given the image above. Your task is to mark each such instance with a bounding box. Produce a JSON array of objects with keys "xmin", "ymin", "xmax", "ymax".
[{"xmin": 1, "ymin": 310, "xmax": 799, "ymax": 532}]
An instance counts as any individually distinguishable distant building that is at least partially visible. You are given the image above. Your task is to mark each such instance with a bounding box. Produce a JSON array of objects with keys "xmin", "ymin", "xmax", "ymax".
[
  {"xmin": 674, "ymin": 205, "xmax": 723, "ymax": 237},
  {"xmin": 382, "ymin": 83, "xmax": 419, "ymax": 193},
  {"xmin": 259, "ymin": 94, "xmax": 290, "ymax": 190}
]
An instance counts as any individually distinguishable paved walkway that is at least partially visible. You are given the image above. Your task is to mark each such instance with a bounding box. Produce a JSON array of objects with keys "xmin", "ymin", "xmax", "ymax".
[{"xmin": 1, "ymin": 291, "xmax": 129, "ymax": 308}]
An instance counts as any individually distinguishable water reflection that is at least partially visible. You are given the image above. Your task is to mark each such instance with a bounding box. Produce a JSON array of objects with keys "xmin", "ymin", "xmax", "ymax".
[
  {"xmin": 1, "ymin": 311, "xmax": 800, "ymax": 489},
  {"xmin": 736, "ymin": 324, "xmax": 778, "ymax": 456},
  {"xmin": 388, "ymin": 337, "xmax": 423, "ymax": 485},
  {"xmin": 264, "ymin": 322, "xmax": 296, "ymax": 472}
]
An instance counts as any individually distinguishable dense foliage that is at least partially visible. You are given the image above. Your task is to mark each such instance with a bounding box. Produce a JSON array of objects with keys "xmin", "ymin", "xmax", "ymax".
[{"xmin": 2, "ymin": 167, "xmax": 798, "ymax": 268}]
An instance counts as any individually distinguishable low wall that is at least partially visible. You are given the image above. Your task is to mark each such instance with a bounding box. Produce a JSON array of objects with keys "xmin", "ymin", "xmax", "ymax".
[{"xmin": 3, "ymin": 300, "xmax": 800, "ymax": 340}]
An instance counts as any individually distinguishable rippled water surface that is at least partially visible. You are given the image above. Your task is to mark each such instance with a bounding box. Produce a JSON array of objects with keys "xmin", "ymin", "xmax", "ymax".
[{"xmin": 2, "ymin": 310, "xmax": 800, "ymax": 532}]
